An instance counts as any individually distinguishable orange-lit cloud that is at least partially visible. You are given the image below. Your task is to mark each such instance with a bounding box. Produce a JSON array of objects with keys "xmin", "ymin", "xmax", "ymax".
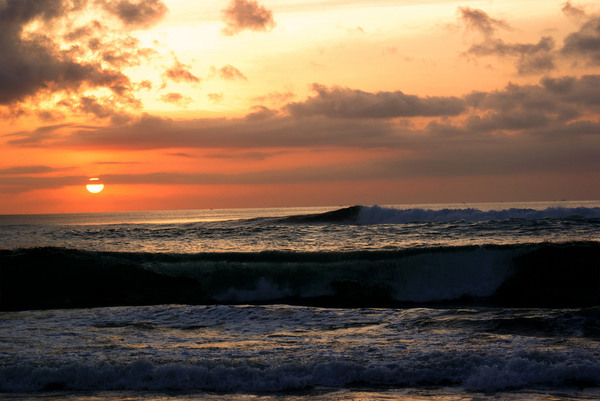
[
  {"xmin": 221, "ymin": 0, "xmax": 276, "ymax": 36},
  {"xmin": 1, "ymin": 1, "xmax": 600, "ymax": 213},
  {"xmin": 162, "ymin": 58, "xmax": 201, "ymax": 84}
]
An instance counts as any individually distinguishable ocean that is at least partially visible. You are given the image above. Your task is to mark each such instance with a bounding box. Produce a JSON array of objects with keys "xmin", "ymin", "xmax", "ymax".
[{"xmin": 0, "ymin": 201, "xmax": 599, "ymax": 400}]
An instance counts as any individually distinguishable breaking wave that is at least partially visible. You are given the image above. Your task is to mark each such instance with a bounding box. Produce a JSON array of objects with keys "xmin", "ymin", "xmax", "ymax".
[
  {"xmin": 1, "ymin": 348, "xmax": 599, "ymax": 393},
  {"xmin": 1, "ymin": 242, "xmax": 598, "ymax": 310},
  {"xmin": 281, "ymin": 205, "xmax": 600, "ymax": 224}
]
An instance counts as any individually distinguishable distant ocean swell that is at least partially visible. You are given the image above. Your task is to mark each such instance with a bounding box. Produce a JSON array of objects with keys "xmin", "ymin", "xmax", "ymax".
[
  {"xmin": 1, "ymin": 347, "xmax": 599, "ymax": 393},
  {"xmin": 2, "ymin": 242, "xmax": 598, "ymax": 310},
  {"xmin": 282, "ymin": 205, "xmax": 600, "ymax": 224}
]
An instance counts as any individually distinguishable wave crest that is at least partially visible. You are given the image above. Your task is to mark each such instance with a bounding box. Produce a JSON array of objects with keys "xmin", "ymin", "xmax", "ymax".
[
  {"xmin": 283, "ymin": 205, "xmax": 600, "ymax": 224},
  {"xmin": 1, "ymin": 242, "xmax": 598, "ymax": 310}
]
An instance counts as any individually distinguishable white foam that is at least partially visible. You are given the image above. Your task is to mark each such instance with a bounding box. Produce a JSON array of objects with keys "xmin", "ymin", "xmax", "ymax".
[{"xmin": 356, "ymin": 205, "xmax": 600, "ymax": 224}]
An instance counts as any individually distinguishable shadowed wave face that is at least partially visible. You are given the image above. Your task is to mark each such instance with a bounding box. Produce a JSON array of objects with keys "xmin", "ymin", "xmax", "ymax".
[{"xmin": 1, "ymin": 242, "xmax": 599, "ymax": 311}]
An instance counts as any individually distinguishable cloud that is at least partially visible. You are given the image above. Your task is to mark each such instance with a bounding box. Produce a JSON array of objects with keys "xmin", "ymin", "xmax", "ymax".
[
  {"xmin": 0, "ymin": 165, "xmax": 57, "ymax": 175},
  {"xmin": 0, "ymin": 175, "xmax": 87, "ymax": 194},
  {"xmin": 465, "ymin": 37, "xmax": 556, "ymax": 74},
  {"xmin": 207, "ymin": 93, "xmax": 224, "ymax": 103},
  {"xmin": 221, "ymin": 0, "xmax": 276, "ymax": 36},
  {"xmin": 8, "ymin": 75, "xmax": 600, "ymax": 151},
  {"xmin": 98, "ymin": 0, "xmax": 168, "ymax": 28},
  {"xmin": 54, "ymin": 113, "xmax": 397, "ymax": 150},
  {"xmin": 561, "ymin": 16, "xmax": 600, "ymax": 64},
  {"xmin": 211, "ymin": 65, "xmax": 248, "ymax": 81},
  {"xmin": 4, "ymin": 74, "xmax": 600, "ymax": 194},
  {"xmin": 5, "ymin": 123, "xmax": 78, "ymax": 146},
  {"xmin": 562, "ymin": 1, "xmax": 586, "ymax": 18},
  {"xmin": 252, "ymin": 91, "xmax": 295, "ymax": 106},
  {"xmin": 0, "ymin": 0, "xmax": 162, "ymax": 107},
  {"xmin": 460, "ymin": 4, "xmax": 600, "ymax": 74},
  {"xmin": 458, "ymin": 7, "xmax": 510, "ymax": 36},
  {"xmin": 167, "ymin": 152, "xmax": 196, "ymax": 158},
  {"xmin": 245, "ymin": 105, "xmax": 278, "ymax": 121},
  {"xmin": 101, "ymin": 37, "xmax": 158, "ymax": 68},
  {"xmin": 160, "ymin": 92, "xmax": 192, "ymax": 107},
  {"xmin": 286, "ymin": 84, "xmax": 466, "ymax": 118},
  {"xmin": 163, "ymin": 59, "xmax": 201, "ymax": 84},
  {"xmin": 79, "ymin": 96, "xmax": 131, "ymax": 122},
  {"xmin": 466, "ymin": 75, "xmax": 600, "ymax": 115}
]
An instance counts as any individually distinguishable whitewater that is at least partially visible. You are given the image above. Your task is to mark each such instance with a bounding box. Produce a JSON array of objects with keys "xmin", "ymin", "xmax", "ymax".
[{"xmin": 0, "ymin": 201, "xmax": 599, "ymax": 400}]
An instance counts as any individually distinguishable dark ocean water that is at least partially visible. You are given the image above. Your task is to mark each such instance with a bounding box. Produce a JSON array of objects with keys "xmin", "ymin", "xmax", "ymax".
[{"xmin": 0, "ymin": 202, "xmax": 599, "ymax": 400}]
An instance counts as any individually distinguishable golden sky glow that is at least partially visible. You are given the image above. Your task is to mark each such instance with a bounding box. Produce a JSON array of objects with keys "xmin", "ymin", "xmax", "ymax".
[{"xmin": 1, "ymin": 0, "xmax": 600, "ymax": 213}]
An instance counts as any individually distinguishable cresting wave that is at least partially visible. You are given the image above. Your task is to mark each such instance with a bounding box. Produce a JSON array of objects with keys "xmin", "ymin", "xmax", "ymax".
[
  {"xmin": 1, "ymin": 349, "xmax": 599, "ymax": 393},
  {"xmin": 281, "ymin": 205, "xmax": 600, "ymax": 224},
  {"xmin": 1, "ymin": 242, "xmax": 598, "ymax": 311}
]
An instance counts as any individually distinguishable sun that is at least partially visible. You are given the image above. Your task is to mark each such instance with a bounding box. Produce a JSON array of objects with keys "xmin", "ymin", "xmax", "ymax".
[{"xmin": 86, "ymin": 177, "xmax": 105, "ymax": 194}]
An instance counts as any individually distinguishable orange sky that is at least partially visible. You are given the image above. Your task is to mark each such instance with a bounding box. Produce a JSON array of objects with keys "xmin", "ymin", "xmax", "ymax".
[{"xmin": 1, "ymin": 0, "xmax": 600, "ymax": 214}]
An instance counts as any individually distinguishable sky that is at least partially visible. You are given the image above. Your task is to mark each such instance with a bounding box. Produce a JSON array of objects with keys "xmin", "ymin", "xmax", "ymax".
[{"xmin": 1, "ymin": 0, "xmax": 599, "ymax": 214}]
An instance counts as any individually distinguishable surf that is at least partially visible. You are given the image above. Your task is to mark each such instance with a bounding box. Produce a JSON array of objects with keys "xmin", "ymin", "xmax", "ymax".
[{"xmin": 2, "ymin": 242, "xmax": 598, "ymax": 311}]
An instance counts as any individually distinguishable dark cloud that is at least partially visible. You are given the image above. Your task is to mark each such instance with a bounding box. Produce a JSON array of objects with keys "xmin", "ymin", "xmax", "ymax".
[
  {"xmin": 8, "ymin": 76, "xmax": 600, "ymax": 151},
  {"xmin": 541, "ymin": 74, "xmax": 600, "ymax": 105},
  {"xmin": 460, "ymin": 5, "xmax": 600, "ymax": 74},
  {"xmin": 0, "ymin": 165, "xmax": 56, "ymax": 175},
  {"xmin": 467, "ymin": 75, "xmax": 600, "ymax": 115},
  {"xmin": 466, "ymin": 37, "xmax": 556, "ymax": 74},
  {"xmin": 57, "ymin": 113, "xmax": 397, "ymax": 150},
  {"xmin": 163, "ymin": 59, "xmax": 201, "ymax": 84},
  {"xmin": 37, "ymin": 109, "xmax": 66, "ymax": 122},
  {"xmin": 245, "ymin": 105, "xmax": 278, "ymax": 121},
  {"xmin": 561, "ymin": 16, "xmax": 600, "ymax": 64},
  {"xmin": 63, "ymin": 20, "xmax": 105, "ymax": 41},
  {"xmin": 4, "ymin": 74, "xmax": 600, "ymax": 194},
  {"xmin": 98, "ymin": 0, "xmax": 168, "ymax": 28},
  {"xmin": 6, "ymin": 124, "xmax": 68, "ymax": 146},
  {"xmin": 562, "ymin": 1, "xmax": 586, "ymax": 18},
  {"xmin": 79, "ymin": 96, "xmax": 115, "ymax": 119},
  {"xmin": 77, "ymin": 96, "xmax": 133, "ymax": 123},
  {"xmin": 458, "ymin": 7, "xmax": 510, "ymax": 36},
  {"xmin": 0, "ymin": 175, "xmax": 86, "ymax": 194},
  {"xmin": 0, "ymin": 0, "xmax": 160, "ymax": 106},
  {"xmin": 101, "ymin": 37, "xmax": 158, "ymax": 68},
  {"xmin": 221, "ymin": 0, "xmax": 276, "ymax": 36},
  {"xmin": 286, "ymin": 84, "xmax": 466, "ymax": 118},
  {"xmin": 465, "ymin": 111, "xmax": 551, "ymax": 133}
]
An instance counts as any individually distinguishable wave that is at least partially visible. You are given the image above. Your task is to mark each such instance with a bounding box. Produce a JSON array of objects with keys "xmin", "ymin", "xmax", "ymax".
[
  {"xmin": 280, "ymin": 205, "xmax": 600, "ymax": 224},
  {"xmin": 1, "ymin": 242, "xmax": 598, "ymax": 311},
  {"xmin": 1, "ymin": 348, "xmax": 599, "ymax": 393}
]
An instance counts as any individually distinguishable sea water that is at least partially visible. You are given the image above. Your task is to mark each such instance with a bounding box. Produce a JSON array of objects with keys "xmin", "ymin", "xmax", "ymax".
[{"xmin": 0, "ymin": 201, "xmax": 599, "ymax": 400}]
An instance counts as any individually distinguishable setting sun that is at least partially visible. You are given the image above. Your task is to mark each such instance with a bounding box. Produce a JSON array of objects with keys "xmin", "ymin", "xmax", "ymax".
[
  {"xmin": 0, "ymin": 0, "xmax": 599, "ymax": 214},
  {"xmin": 86, "ymin": 178, "xmax": 104, "ymax": 194}
]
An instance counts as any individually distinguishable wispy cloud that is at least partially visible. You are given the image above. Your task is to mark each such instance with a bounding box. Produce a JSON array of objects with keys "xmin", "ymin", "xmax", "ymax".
[{"xmin": 458, "ymin": 7, "xmax": 510, "ymax": 36}]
